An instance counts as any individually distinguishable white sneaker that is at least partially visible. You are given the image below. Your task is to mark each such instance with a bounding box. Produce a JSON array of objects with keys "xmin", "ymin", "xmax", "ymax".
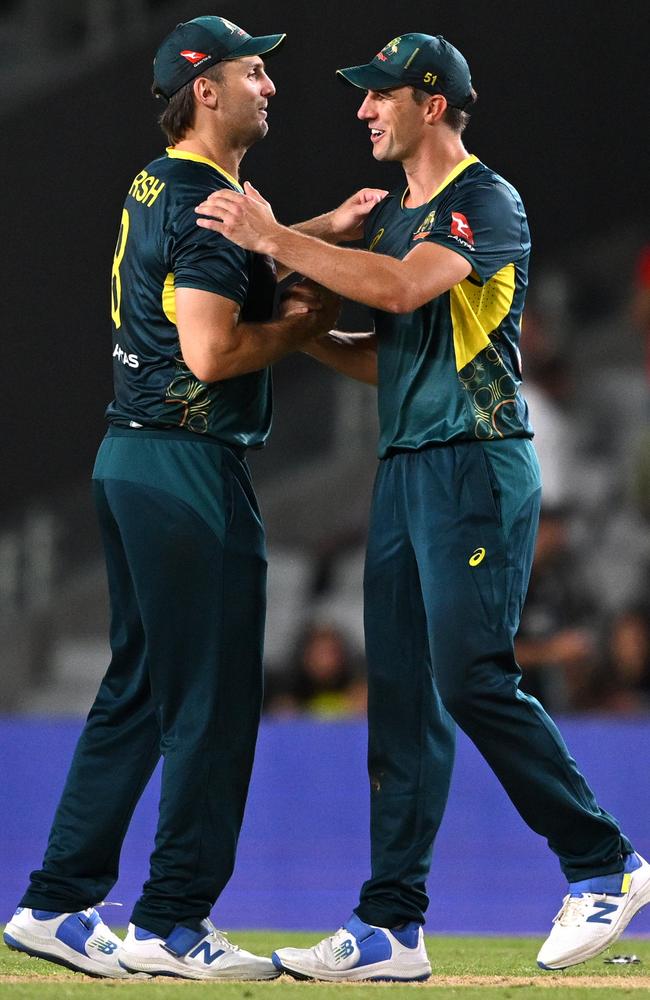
[
  {"xmin": 538, "ymin": 853, "xmax": 650, "ymax": 969},
  {"xmin": 272, "ymin": 914, "xmax": 431, "ymax": 982},
  {"xmin": 119, "ymin": 919, "xmax": 279, "ymax": 980},
  {"xmin": 3, "ymin": 907, "xmax": 137, "ymax": 978}
]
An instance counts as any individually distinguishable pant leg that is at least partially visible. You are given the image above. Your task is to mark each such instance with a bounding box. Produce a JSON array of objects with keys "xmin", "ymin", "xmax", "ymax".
[
  {"xmin": 22, "ymin": 435, "xmax": 266, "ymax": 934},
  {"xmin": 356, "ymin": 457, "xmax": 456, "ymax": 928},
  {"xmin": 21, "ymin": 479, "xmax": 161, "ymax": 912},
  {"xmin": 409, "ymin": 439, "xmax": 632, "ymax": 882},
  {"xmin": 109, "ymin": 449, "xmax": 266, "ymax": 936}
]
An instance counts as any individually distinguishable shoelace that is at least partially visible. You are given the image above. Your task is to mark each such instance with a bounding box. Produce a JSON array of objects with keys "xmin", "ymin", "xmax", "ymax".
[
  {"xmin": 203, "ymin": 919, "xmax": 240, "ymax": 953},
  {"xmin": 553, "ymin": 894, "xmax": 607, "ymax": 927}
]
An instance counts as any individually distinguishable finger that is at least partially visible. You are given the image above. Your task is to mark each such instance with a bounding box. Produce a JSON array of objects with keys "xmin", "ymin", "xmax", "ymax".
[
  {"xmin": 196, "ymin": 217, "xmax": 227, "ymax": 233},
  {"xmin": 243, "ymin": 180, "xmax": 266, "ymax": 204},
  {"xmin": 194, "ymin": 190, "xmax": 243, "ymax": 214}
]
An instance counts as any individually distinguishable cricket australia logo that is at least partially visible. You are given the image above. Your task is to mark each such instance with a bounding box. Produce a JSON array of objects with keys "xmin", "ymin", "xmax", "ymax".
[
  {"xmin": 412, "ymin": 209, "xmax": 436, "ymax": 240},
  {"xmin": 377, "ymin": 36, "xmax": 402, "ymax": 61},
  {"xmin": 332, "ymin": 938, "xmax": 355, "ymax": 963}
]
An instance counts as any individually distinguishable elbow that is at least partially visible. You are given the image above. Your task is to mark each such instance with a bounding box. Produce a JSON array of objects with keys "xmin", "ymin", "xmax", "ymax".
[
  {"xmin": 375, "ymin": 280, "xmax": 419, "ymax": 314},
  {"xmin": 381, "ymin": 297, "xmax": 408, "ymax": 314},
  {"xmin": 184, "ymin": 358, "xmax": 221, "ymax": 383},
  {"xmin": 183, "ymin": 343, "xmax": 239, "ymax": 383}
]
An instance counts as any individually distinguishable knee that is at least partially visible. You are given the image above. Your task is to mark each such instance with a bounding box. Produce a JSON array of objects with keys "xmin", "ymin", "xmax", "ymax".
[
  {"xmin": 436, "ymin": 674, "xmax": 472, "ymax": 721},
  {"xmin": 436, "ymin": 664, "xmax": 493, "ymax": 723}
]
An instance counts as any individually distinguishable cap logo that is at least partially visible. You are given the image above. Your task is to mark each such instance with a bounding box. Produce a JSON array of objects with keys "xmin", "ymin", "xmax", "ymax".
[
  {"xmin": 180, "ymin": 50, "xmax": 209, "ymax": 64},
  {"xmin": 219, "ymin": 17, "xmax": 246, "ymax": 37},
  {"xmin": 376, "ymin": 36, "xmax": 402, "ymax": 62}
]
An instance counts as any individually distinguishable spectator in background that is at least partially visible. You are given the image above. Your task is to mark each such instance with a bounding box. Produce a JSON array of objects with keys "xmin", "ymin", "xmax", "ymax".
[
  {"xmin": 265, "ymin": 622, "xmax": 366, "ymax": 717},
  {"xmin": 630, "ymin": 245, "xmax": 650, "ymax": 520},
  {"xmin": 516, "ymin": 506, "xmax": 598, "ymax": 712},
  {"xmin": 587, "ymin": 607, "xmax": 650, "ymax": 715},
  {"xmin": 520, "ymin": 307, "xmax": 577, "ymax": 509}
]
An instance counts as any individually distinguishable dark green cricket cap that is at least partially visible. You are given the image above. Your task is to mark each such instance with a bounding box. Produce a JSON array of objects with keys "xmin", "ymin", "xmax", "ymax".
[
  {"xmin": 337, "ymin": 32, "xmax": 473, "ymax": 109},
  {"xmin": 153, "ymin": 15, "xmax": 286, "ymax": 101}
]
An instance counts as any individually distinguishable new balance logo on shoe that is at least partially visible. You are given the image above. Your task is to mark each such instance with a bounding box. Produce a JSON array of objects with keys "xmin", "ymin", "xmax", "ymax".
[
  {"xmin": 333, "ymin": 939, "xmax": 355, "ymax": 962},
  {"xmin": 91, "ymin": 937, "xmax": 119, "ymax": 955},
  {"xmin": 188, "ymin": 941, "xmax": 225, "ymax": 965},
  {"xmin": 585, "ymin": 902, "xmax": 619, "ymax": 924}
]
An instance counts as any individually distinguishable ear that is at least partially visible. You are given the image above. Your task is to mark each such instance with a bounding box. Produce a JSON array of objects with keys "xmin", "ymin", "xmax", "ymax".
[
  {"xmin": 193, "ymin": 74, "xmax": 219, "ymax": 110},
  {"xmin": 424, "ymin": 93, "xmax": 448, "ymax": 125}
]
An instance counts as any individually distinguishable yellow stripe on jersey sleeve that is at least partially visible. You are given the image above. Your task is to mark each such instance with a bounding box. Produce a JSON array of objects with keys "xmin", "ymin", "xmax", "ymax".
[
  {"xmin": 162, "ymin": 272, "xmax": 176, "ymax": 325},
  {"xmin": 450, "ymin": 262, "xmax": 516, "ymax": 371}
]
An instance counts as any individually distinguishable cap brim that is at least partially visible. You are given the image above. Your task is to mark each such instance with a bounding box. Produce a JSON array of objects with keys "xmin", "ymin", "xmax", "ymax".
[
  {"xmin": 336, "ymin": 63, "xmax": 404, "ymax": 91},
  {"xmin": 228, "ymin": 33, "xmax": 286, "ymax": 59}
]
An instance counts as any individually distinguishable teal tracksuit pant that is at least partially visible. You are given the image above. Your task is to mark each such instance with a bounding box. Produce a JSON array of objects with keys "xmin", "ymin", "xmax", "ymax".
[
  {"xmin": 21, "ymin": 427, "xmax": 267, "ymax": 936},
  {"xmin": 356, "ymin": 438, "xmax": 632, "ymax": 927}
]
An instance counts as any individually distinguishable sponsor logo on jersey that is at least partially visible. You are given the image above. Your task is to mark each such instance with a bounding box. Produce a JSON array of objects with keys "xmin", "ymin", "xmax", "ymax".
[
  {"xmin": 468, "ymin": 547, "xmax": 486, "ymax": 566},
  {"xmin": 450, "ymin": 212, "xmax": 475, "ymax": 249},
  {"xmin": 412, "ymin": 209, "xmax": 436, "ymax": 240},
  {"xmin": 369, "ymin": 227, "xmax": 385, "ymax": 251},
  {"xmin": 180, "ymin": 50, "xmax": 209, "ymax": 65},
  {"xmin": 113, "ymin": 343, "xmax": 140, "ymax": 369}
]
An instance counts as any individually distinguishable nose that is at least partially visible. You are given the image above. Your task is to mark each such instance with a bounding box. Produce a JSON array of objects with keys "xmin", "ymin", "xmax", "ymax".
[
  {"xmin": 261, "ymin": 72, "xmax": 276, "ymax": 97},
  {"xmin": 357, "ymin": 93, "xmax": 374, "ymax": 120}
]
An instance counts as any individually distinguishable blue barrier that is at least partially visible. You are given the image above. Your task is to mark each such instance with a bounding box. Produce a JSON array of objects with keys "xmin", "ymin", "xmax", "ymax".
[{"xmin": 1, "ymin": 716, "xmax": 649, "ymax": 936}]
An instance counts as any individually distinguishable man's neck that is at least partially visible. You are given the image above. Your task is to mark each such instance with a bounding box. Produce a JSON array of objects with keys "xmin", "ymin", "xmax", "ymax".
[
  {"xmin": 173, "ymin": 131, "xmax": 243, "ymax": 184},
  {"xmin": 402, "ymin": 138, "xmax": 470, "ymax": 208}
]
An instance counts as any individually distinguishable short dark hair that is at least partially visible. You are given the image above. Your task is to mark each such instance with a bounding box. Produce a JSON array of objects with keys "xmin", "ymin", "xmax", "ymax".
[
  {"xmin": 153, "ymin": 63, "xmax": 226, "ymax": 144},
  {"xmin": 411, "ymin": 86, "xmax": 478, "ymax": 134}
]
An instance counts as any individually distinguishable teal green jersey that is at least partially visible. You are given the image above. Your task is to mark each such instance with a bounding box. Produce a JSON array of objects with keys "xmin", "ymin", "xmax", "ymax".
[
  {"xmin": 364, "ymin": 155, "xmax": 533, "ymax": 457},
  {"xmin": 106, "ymin": 148, "xmax": 276, "ymax": 448}
]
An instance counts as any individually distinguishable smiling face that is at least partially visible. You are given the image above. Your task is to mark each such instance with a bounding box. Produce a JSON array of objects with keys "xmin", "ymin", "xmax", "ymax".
[
  {"xmin": 357, "ymin": 86, "xmax": 432, "ymax": 161},
  {"xmin": 217, "ymin": 56, "xmax": 276, "ymax": 147}
]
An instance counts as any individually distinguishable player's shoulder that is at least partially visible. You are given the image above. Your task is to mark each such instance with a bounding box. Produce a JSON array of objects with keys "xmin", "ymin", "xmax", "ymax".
[
  {"xmin": 366, "ymin": 186, "xmax": 405, "ymax": 227},
  {"xmin": 452, "ymin": 159, "xmax": 525, "ymax": 215},
  {"xmin": 137, "ymin": 149, "xmax": 241, "ymax": 203}
]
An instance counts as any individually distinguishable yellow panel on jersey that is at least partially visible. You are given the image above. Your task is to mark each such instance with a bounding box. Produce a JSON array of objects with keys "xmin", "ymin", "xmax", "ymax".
[
  {"xmin": 162, "ymin": 272, "xmax": 176, "ymax": 325},
  {"xmin": 450, "ymin": 262, "xmax": 516, "ymax": 372}
]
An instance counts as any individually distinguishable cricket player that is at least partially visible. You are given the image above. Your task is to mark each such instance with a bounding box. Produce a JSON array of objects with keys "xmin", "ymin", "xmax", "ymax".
[
  {"xmin": 195, "ymin": 32, "xmax": 650, "ymax": 980},
  {"xmin": 1, "ymin": 15, "xmax": 368, "ymax": 981}
]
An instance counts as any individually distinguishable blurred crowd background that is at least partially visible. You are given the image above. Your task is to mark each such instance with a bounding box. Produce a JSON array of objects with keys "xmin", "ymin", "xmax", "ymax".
[{"xmin": 1, "ymin": 0, "xmax": 649, "ymax": 721}]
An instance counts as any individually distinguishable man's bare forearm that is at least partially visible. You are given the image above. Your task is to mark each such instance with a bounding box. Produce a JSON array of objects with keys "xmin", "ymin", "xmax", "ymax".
[
  {"xmin": 272, "ymin": 214, "xmax": 340, "ymax": 280},
  {"xmin": 291, "ymin": 212, "xmax": 341, "ymax": 244},
  {"xmin": 188, "ymin": 315, "xmax": 331, "ymax": 383},
  {"xmin": 266, "ymin": 228, "xmax": 415, "ymax": 312},
  {"xmin": 302, "ymin": 332, "xmax": 378, "ymax": 386}
]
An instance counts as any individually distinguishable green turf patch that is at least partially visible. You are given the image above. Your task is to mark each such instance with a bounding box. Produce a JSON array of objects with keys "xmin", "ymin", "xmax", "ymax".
[{"xmin": 1, "ymin": 930, "xmax": 649, "ymax": 999}]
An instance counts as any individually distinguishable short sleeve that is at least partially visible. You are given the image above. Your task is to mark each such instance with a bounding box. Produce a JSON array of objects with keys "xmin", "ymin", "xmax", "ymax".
[
  {"xmin": 171, "ymin": 201, "xmax": 249, "ymax": 306},
  {"xmin": 423, "ymin": 179, "xmax": 529, "ymax": 283}
]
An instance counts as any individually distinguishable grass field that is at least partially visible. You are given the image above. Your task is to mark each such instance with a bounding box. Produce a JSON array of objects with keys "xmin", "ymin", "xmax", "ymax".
[{"xmin": 2, "ymin": 929, "xmax": 650, "ymax": 999}]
